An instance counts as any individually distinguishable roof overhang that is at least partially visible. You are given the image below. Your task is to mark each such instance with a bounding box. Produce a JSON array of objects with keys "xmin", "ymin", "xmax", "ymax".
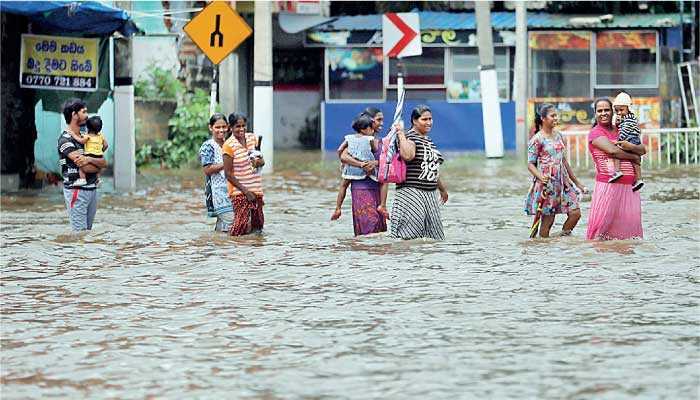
[{"xmin": 0, "ymin": 1, "xmax": 141, "ymax": 37}]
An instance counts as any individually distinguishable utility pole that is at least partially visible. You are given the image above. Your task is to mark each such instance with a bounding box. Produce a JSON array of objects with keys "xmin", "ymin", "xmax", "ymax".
[
  {"xmin": 515, "ymin": 1, "xmax": 528, "ymax": 158},
  {"xmin": 475, "ymin": 1, "xmax": 504, "ymax": 158},
  {"xmin": 253, "ymin": 1, "xmax": 273, "ymax": 173},
  {"xmin": 113, "ymin": 1, "xmax": 136, "ymax": 191},
  {"xmin": 219, "ymin": 1, "xmax": 239, "ymax": 115}
]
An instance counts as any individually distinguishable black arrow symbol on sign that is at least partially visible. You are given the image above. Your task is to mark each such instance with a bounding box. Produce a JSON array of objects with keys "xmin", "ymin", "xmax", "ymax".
[{"xmin": 210, "ymin": 14, "xmax": 223, "ymax": 47}]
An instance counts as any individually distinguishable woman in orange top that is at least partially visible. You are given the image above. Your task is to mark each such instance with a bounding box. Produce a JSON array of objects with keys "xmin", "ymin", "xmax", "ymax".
[{"xmin": 222, "ymin": 113, "xmax": 265, "ymax": 236}]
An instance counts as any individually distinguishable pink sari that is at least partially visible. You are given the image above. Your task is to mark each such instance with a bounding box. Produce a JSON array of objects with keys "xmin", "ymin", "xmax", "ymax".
[{"xmin": 586, "ymin": 125, "xmax": 643, "ymax": 240}]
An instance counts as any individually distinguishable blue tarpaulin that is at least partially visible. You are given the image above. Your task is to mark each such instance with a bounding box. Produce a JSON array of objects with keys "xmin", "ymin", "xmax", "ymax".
[
  {"xmin": 0, "ymin": 1, "xmax": 140, "ymax": 36},
  {"xmin": 312, "ymin": 11, "xmax": 692, "ymax": 32}
]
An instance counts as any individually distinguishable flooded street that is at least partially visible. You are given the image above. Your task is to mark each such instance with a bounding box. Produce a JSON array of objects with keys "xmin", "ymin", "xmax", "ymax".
[{"xmin": 2, "ymin": 151, "xmax": 699, "ymax": 399}]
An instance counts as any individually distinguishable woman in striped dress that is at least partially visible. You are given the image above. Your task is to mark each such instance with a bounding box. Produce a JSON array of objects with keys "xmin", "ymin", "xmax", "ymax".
[
  {"xmin": 390, "ymin": 105, "xmax": 448, "ymax": 240},
  {"xmin": 222, "ymin": 113, "xmax": 266, "ymax": 236}
]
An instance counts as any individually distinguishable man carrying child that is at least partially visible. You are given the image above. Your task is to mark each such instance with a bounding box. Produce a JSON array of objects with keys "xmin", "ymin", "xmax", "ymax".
[{"xmin": 57, "ymin": 98, "xmax": 107, "ymax": 231}]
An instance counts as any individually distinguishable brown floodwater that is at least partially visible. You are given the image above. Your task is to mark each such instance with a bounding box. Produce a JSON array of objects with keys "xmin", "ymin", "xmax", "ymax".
[{"xmin": 1, "ymin": 151, "xmax": 699, "ymax": 399}]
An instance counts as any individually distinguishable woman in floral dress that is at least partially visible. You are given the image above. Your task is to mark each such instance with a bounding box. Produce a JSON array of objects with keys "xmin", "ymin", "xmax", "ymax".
[{"xmin": 525, "ymin": 104, "xmax": 588, "ymax": 238}]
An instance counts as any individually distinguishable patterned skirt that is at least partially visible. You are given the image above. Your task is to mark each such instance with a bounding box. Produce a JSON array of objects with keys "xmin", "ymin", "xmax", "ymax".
[
  {"xmin": 229, "ymin": 194, "xmax": 264, "ymax": 236},
  {"xmin": 389, "ymin": 187, "xmax": 444, "ymax": 240},
  {"xmin": 524, "ymin": 177, "xmax": 580, "ymax": 216},
  {"xmin": 350, "ymin": 181, "xmax": 387, "ymax": 236}
]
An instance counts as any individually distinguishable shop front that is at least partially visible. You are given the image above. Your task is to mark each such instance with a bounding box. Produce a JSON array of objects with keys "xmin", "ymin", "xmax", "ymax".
[{"xmin": 306, "ymin": 11, "xmax": 688, "ymax": 152}]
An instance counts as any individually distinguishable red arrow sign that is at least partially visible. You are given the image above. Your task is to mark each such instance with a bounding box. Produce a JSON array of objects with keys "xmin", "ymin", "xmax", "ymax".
[
  {"xmin": 382, "ymin": 13, "xmax": 421, "ymax": 58},
  {"xmin": 385, "ymin": 13, "xmax": 417, "ymax": 57}
]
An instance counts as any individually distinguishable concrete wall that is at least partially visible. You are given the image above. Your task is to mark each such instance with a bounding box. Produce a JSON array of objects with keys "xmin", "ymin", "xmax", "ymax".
[
  {"xmin": 323, "ymin": 101, "xmax": 516, "ymax": 152},
  {"xmin": 134, "ymin": 98, "xmax": 177, "ymax": 147},
  {"xmin": 273, "ymin": 88, "xmax": 321, "ymax": 148},
  {"xmin": 132, "ymin": 36, "xmax": 179, "ymax": 80}
]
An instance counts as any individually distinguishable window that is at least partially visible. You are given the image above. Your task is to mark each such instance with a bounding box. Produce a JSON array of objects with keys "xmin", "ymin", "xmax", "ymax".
[
  {"xmin": 595, "ymin": 31, "xmax": 657, "ymax": 87},
  {"xmin": 274, "ymin": 49, "xmax": 321, "ymax": 85},
  {"xmin": 326, "ymin": 48, "xmax": 383, "ymax": 101},
  {"xmin": 386, "ymin": 89, "xmax": 446, "ymax": 101},
  {"xmin": 530, "ymin": 32, "xmax": 591, "ymax": 98},
  {"xmin": 447, "ymin": 47, "xmax": 510, "ymax": 101},
  {"xmin": 387, "ymin": 47, "xmax": 445, "ymax": 87}
]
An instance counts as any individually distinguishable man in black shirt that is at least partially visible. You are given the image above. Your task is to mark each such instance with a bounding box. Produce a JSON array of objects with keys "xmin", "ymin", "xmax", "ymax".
[{"xmin": 57, "ymin": 99, "xmax": 107, "ymax": 231}]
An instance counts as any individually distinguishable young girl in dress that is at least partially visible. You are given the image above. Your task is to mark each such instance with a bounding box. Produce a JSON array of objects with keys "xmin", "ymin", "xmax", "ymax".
[
  {"xmin": 525, "ymin": 104, "xmax": 588, "ymax": 238},
  {"xmin": 331, "ymin": 114, "xmax": 379, "ymax": 220}
]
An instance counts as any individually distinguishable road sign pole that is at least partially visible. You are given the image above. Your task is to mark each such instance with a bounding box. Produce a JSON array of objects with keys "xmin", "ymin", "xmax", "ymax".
[
  {"xmin": 210, "ymin": 64, "xmax": 218, "ymax": 116},
  {"xmin": 396, "ymin": 60, "xmax": 406, "ymax": 129}
]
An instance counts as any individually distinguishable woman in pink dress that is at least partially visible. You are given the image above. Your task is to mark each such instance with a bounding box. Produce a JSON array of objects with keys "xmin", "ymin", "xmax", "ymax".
[{"xmin": 586, "ymin": 98, "xmax": 646, "ymax": 240}]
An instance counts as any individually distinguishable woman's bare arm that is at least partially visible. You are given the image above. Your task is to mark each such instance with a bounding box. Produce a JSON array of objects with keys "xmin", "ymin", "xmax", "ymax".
[
  {"xmin": 615, "ymin": 140, "xmax": 647, "ymax": 156},
  {"xmin": 397, "ymin": 131, "xmax": 416, "ymax": 161},
  {"xmin": 592, "ymin": 137, "xmax": 641, "ymax": 163},
  {"xmin": 437, "ymin": 177, "xmax": 448, "ymax": 203},
  {"xmin": 223, "ymin": 154, "xmax": 254, "ymax": 201},
  {"xmin": 203, "ymin": 163, "xmax": 224, "ymax": 176},
  {"xmin": 563, "ymin": 156, "xmax": 586, "ymax": 190},
  {"xmin": 340, "ymin": 148, "xmax": 365, "ymax": 168},
  {"xmin": 527, "ymin": 162, "xmax": 548, "ymax": 183}
]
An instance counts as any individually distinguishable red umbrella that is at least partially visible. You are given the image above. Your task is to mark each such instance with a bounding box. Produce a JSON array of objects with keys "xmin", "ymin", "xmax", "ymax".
[
  {"xmin": 529, "ymin": 185, "xmax": 551, "ymax": 238},
  {"xmin": 529, "ymin": 163, "xmax": 553, "ymax": 239}
]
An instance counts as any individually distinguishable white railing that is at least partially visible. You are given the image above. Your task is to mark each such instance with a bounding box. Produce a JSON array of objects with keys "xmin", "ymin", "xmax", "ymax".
[{"xmin": 561, "ymin": 127, "xmax": 700, "ymax": 169}]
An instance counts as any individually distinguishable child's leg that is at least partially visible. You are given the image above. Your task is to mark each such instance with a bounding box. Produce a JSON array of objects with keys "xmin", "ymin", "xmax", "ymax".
[
  {"xmin": 331, "ymin": 179, "xmax": 351, "ymax": 220},
  {"xmin": 634, "ymin": 163, "xmax": 641, "ymax": 181},
  {"xmin": 608, "ymin": 159, "xmax": 623, "ymax": 183},
  {"xmin": 377, "ymin": 183, "xmax": 389, "ymax": 219},
  {"xmin": 631, "ymin": 163, "xmax": 644, "ymax": 191},
  {"xmin": 73, "ymin": 168, "xmax": 87, "ymax": 186}
]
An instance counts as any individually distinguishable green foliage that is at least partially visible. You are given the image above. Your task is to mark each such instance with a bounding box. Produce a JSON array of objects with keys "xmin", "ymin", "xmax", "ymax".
[
  {"xmin": 136, "ymin": 89, "xmax": 219, "ymax": 169},
  {"xmin": 134, "ymin": 64, "xmax": 184, "ymax": 100},
  {"xmin": 662, "ymin": 130, "xmax": 699, "ymax": 166}
]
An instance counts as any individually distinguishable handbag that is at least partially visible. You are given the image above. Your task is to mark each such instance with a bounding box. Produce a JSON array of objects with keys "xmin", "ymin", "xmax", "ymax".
[
  {"xmin": 377, "ymin": 135, "xmax": 406, "ymax": 184},
  {"xmin": 204, "ymin": 176, "xmax": 216, "ymax": 217}
]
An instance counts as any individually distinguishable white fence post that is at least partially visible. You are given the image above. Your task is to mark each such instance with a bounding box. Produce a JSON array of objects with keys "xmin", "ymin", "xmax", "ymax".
[{"xmin": 561, "ymin": 128, "xmax": 700, "ymax": 169}]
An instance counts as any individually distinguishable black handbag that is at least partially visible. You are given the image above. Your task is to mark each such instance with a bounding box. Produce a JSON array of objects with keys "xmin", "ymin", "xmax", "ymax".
[{"xmin": 204, "ymin": 176, "xmax": 215, "ymax": 217}]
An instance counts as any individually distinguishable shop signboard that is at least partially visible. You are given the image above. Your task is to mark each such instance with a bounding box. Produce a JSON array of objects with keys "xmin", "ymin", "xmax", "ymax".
[
  {"xmin": 306, "ymin": 29, "xmax": 508, "ymax": 47},
  {"xmin": 529, "ymin": 32, "xmax": 591, "ymax": 49},
  {"xmin": 527, "ymin": 97, "xmax": 661, "ymax": 133},
  {"xmin": 527, "ymin": 97, "xmax": 661, "ymax": 155},
  {"xmin": 20, "ymin": 34, "xmax": 98, "ymax": 91}
]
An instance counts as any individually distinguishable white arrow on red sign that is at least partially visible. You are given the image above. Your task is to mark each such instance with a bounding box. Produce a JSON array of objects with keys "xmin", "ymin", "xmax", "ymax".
[{"xmin": 382, "ymin": 12, "xmax": 421, "ymax": 58}]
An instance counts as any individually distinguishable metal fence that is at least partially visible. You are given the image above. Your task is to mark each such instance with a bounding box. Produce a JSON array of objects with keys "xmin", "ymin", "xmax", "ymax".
[{"xmin": 561, "ymin": 127, "xmax": 700, "ymax": 169}]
